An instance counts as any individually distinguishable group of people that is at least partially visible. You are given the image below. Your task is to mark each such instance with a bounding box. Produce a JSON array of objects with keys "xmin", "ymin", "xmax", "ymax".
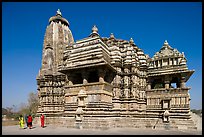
[{"xmin": 19, "ymin": 114, "xmax": 45, "ymax": 129}]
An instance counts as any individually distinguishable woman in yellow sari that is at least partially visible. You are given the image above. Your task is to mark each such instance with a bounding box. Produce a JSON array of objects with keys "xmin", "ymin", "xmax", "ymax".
[{"xmin": 19, "ymin": 115, "xmax": 24, "ymax": 129}]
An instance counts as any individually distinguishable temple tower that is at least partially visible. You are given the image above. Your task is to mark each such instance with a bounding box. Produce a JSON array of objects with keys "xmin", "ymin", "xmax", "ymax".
[{"xmin": 37, "ymin": 9, "xmax": 74, "ymax": 115}]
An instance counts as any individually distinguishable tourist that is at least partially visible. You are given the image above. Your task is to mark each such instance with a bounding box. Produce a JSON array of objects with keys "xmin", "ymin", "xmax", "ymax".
[
  {"xmin": 19, "ymin": 115, "xmax": 24, "ymax": 129},
  {"xmin": 40, "ymin": 114, "xmax": 45, "ymax": 128},
  {"xmin": 24, "ymin": 114, "xmax": 28, "ymax": 128},
  {"xmin": 27, "ymin": 115, "xmax": 33, "ymax": 129}
]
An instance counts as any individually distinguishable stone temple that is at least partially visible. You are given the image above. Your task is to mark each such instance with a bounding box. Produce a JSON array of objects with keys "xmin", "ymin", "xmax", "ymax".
[{"xmin": 36, "ymin": 10, "xmax": 196, "ymax": 130}]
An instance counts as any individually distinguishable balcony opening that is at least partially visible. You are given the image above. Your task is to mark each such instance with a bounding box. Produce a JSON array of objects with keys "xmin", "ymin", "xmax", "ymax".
[
  {"xmin": 88, "ymin": 70, "xmax": 99, "ymax": 83},
  {"xmin": 72, "ymin": 73, "xmax": 83, "ymax": 84},
  {"xmin": 170, "ymin": 77, "xmax": 179, "ymax": 88},
  {"xmin": 151, "ymin": 78, "xmax": 164, "ymax": 89}
]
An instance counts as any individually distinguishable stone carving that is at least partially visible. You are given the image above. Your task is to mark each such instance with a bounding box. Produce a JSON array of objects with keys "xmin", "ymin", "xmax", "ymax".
[
  {"xmin": 115, "ymin": 75, "xmax": 121, "ymax": 84},
  {"xmin": 131, "ymin": 75, "xmax": 137, "ymax": 86},
  {"xmin": 124, "ymin": 89, "xmax": 129, "ymax": 98},
  {"xmin": 131, "ymin": 87, "xmax": 136, "ymax": 98},
  {"xmin": 139, "ymin": 91, "xmax": 146, "ymax": 99},
  {"xmin": 43, "ymin": 47, "xmax": 54, "ymax": 70},
  {"xmin": 124, "ymin": 76, "xmax": 130, "ymax": 87}
]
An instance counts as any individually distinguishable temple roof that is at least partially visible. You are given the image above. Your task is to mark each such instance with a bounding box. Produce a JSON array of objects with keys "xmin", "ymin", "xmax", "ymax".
[
  {"xmin": 49, "ymin": 9, "xmax": 69, "ymax": 26},
  {"xmin": 153, "ymin": 40, "xmax": 182, "ymax": 59}
]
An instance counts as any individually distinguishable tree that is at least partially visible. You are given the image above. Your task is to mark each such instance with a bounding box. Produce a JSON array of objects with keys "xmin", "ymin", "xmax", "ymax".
[
  {"xmin": 27, "ymin": 91, "xmax": 39, "ymax": 116},
  {"xmin": 2, "ymin": 108, "xmax": 8, "ymax": 115},
  {"xmin": 18, "ymin": 91, "xmax": 39, "ymax": 117},
  {"xmin": 18, "ymin": 103, "xmax": 29, "ymax": 115}
]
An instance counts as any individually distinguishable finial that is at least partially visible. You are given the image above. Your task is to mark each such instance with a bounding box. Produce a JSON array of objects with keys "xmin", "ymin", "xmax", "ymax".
[
  {"xmin": 92, "ymin": 25, "xmax": 98, "ymax": 33},
  {"xmin": 110, "ymin": 33, "xmax": 115, "ymax": 39},
  {"xmin": 56, "ymin": 9, "xmax": 62, "ymax": 16},
  {"xmin": 130, "ymin": 38, "xmax": 134, "ymax": 44},
  {"xmin": 164, "ymin": 40, "xmax": 168, "ymax": 44},
  {"xmin": 89, "ymin": 25, "xmax": 99, "ymax": 37}
]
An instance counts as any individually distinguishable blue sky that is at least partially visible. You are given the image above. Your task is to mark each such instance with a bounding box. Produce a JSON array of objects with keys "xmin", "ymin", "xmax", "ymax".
[{"xmin": 2, "ymin": 2, "xmax": 202, "ymax": 110}]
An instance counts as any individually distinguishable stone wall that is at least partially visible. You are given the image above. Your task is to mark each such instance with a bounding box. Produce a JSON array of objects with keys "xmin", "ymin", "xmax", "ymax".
[{"xmin": 33, "ymin": 116, "xmax": 198, "ymax": 131}]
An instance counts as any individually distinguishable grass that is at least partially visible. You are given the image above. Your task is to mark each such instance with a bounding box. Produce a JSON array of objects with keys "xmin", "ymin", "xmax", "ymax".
[{"xmin": 2, "ymin": 120, "xmax": 19, "ymax": 126}]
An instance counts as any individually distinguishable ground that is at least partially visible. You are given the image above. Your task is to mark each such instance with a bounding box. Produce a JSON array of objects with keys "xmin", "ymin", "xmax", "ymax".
[{"xmin": 2, "ymin": 125, "xmax": 202, "ymax": 135}]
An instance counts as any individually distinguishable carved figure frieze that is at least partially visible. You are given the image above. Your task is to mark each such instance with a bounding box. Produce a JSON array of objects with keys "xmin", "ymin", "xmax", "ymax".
[{"xmin": 43, "ymin": 47, "xmax": 54, "ymax": 70}]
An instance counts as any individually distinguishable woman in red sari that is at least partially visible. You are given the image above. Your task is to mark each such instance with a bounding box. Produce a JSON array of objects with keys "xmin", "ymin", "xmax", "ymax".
[
  {"xmin": 40, "ymin": 114, "xmax": 45, "ymax": 128},
  {"xmin": 27, "ymin": 115, "xmax": 32, "ymax": 129}
]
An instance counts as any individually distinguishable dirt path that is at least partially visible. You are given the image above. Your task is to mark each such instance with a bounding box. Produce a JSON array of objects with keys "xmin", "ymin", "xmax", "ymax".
[{"xmin": 2, "ymin": 125, "xmax": 202, "ymax": 135}]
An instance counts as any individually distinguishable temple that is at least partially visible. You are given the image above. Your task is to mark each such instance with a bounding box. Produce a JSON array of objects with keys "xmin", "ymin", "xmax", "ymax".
[{"xmin": 36, "ymin": 10, "xmax": 196, "ymax": 130}]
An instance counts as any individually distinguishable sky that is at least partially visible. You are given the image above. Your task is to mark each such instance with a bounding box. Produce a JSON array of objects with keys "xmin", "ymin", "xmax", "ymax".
[{"xmin": 2, "ymin": 2, "xmax": 202, "ymax": 110}]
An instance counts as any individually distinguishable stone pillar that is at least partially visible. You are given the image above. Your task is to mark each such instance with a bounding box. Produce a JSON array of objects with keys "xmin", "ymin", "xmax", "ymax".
[
  {"xmin": 68, "ymin": 80, "xmax": 73, "ymax": 85},
  {"xmin": 147, "ymin": 83, "xmax": 151, "ymax": 90},
  {"xmin": 67, "ymin": 74, "xmax": 73, "ymax": 86},
  {"xmin": 168, "ymin": 58, "xmax": 171, "ymax": 65},
  {"xmin": 164, "ymin": 75, "xmax": 170, "ymax": 89},
  {"xmin": 164, "ymin": 80, "xmax": 170, "ymax": 89},
  {"xmin": 82, "ymin": 71, "xmax": 88, "ymax": 84},
  {"xmin": 157, "ymin": 60, "xmax": 160, "ymax": 67},
  {"xmin": 98, "ymin": 69, "xmax": 106, "ymax": 83},
  {"xmin": 146, "ymin": 79, "xmax": 152, "ymax": 90},
  {"xmin": 180, "ymin": 76, "xmax": 186, "ymax": 88}
]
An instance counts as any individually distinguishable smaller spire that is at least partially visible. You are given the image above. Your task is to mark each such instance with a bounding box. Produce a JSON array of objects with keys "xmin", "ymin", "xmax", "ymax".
[
  {"xmin": 129, "ymin": 38, "xmax": 134, "ymax": 44},
  {"xmin": 164, "ymin": 40, "xmax": 168, "ymax": 45},
  {"xmin": 89, "ymin": 25, "xmax": 99, "ymax": 37},
  {"xmin": 56, "ymin": 9, "xmax": 62, "ymax": 16},
  {"xmin": 92, "ymin": 25, "xmax": 98, "ymax": 33},
  {"xmin": 163, "ymin": 40, "xmax": 169, "ymax": 49},
  {"xmin": 110, "ymin": 33, "xmax": 115, "ymax": 39}
]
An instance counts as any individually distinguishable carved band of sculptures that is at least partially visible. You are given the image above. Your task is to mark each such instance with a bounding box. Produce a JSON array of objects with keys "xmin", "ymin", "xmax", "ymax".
[
  {"xmin": 124, "ymin": 76, "xmax": 130, "ymax": 87},
  {"xmin": 43, "ymin": 47, "xmax": 54, "ymax": 70}
]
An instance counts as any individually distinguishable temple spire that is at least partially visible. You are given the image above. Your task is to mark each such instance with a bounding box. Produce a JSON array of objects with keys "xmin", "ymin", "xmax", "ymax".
[
  {"xmin": 110, "ymin": 33, "xmax": 115, "ymax": 39},
  {"xmin": 56, "ymin": 9, "xmax": 62, "ymax": 16},
  {"xmin": 164, "ymin": 40, "xmax": 168, "ymax": 45},
  {"xmin": 130, "ymin": 38, "xmax": 134, "ymax": 44},
  {"xmin": 92, "ymin": 25, "xmax": 98, "ymax": 33},
  {"xmin": 89, "ymin": 25, "xmax": 99, "ymax": 37}
]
